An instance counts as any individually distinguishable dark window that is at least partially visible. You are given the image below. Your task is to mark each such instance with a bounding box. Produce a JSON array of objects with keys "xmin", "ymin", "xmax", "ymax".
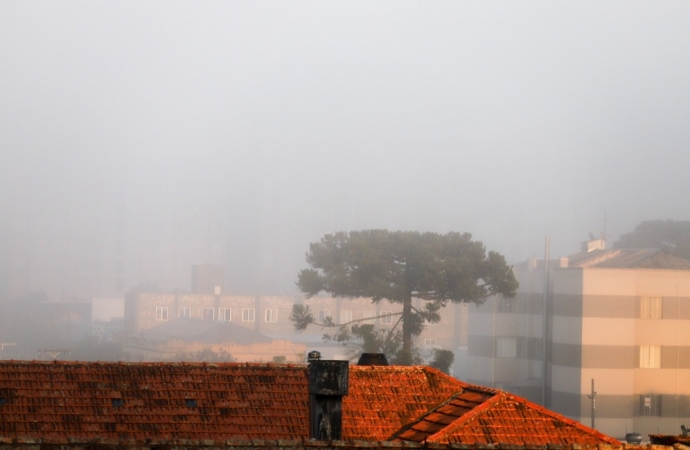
[
  {"xmin": 111, "ymin": 398, "xmax": 124, "ymax": 408},
  {"xmin": 185, "ymin": 399, "xmax": 197, "ymax": 408},
  {"xmin": 639, "ymin": 394, "xmax": 662, "ymax": 416}
]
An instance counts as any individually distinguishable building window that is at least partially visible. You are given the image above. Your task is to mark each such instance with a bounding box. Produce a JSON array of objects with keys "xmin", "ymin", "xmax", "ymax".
[
  {"xmin": 202, "ymin": 307, "xmax": 214, "ymax": 321},
  {"xmin": 641, "ymin": 296, "xmax": 662, "ymax": 319},
  {"xmin": 639, "ymin": 345, "xmax": 661, "ymax": 368},
  {"xmin": 219, "ymin": 308, "xmax": 231, "ymax": 322},
  {"xmin": 340, "ymin": 310, "xmax": 352, "ymax": 325},
  {"xmin": 496, "ymin": 337, "xmax": 517, "ymax": 358},
  {"xmin": 242, "ymin": 308, "xmax": 255, "ymax": 322},
  {"xmin": 178, "ymin": 307, "xmax": 191, "ymax": 318},
  {"xmin": 424, "ymin": 338, "xmax": 437, "ymax": 346},
  {"xmin": 155, "ymin": 307, "xmax": 168, "ymax": 321},
  {"xmin": 318, "ymin": 310, "xmax": 331, "ymax": 324},
  {"xmin": 639, "ymin": 394, "xmax": 662, "ymax": 416},
  {"xmin": 363, "ymin": 310, "xmax": 376, "ymax": 324},
  {"xmin": 265, "ymin": 309, "xmax": 278, "ymax": 323},
  {"xmin": 380, "ymin": 311, "xmax": 393, "ymax": 325}
]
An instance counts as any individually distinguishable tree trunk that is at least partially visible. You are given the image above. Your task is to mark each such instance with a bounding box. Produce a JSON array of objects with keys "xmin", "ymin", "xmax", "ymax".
[{"xmin": 400, "ymin": 295, "xmax": 413, "ymax": 365}]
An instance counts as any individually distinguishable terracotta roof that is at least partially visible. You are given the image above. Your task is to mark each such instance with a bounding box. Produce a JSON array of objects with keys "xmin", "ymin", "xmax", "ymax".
[
  {"xmin": 343, "ymin": 365, "xmax": 466, "ymax": 440},
  {"xmin": 0, "ymin": 436, "xmax": 667, "ymax": 450},
  {"xmin": 0, "ymin": 361, "xmax": 465, "ymax": 442},
  {"xmin": 0, "ymin": 361, "xmax": 308, "ymax": 441},
  {"xmin": 0, "ymin": 361, "xmax": 616, "ymax": 445},
  {"xmin": 390, "ymin": 390, "xmax": 618, "ymax": 445}
]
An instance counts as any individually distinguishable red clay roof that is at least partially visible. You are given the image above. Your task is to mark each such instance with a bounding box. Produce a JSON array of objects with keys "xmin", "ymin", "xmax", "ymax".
[
  {"xmin": 0, "ymin": 361, "xmax": 308, "ymax": 441},
  {"xmin": 343, "ymin": 365, "xmax": 467, "ymax": 441},
  {"xmin": 390, "ymin": 389, "xmax": 618, "ymax": 445},
  {"xmin": 0, "ymin": 361, "xmax": 464, "ymax": 442},
  {"xmin": 0, "ymin": 361, "xmax": 616, "ymax": 445}
]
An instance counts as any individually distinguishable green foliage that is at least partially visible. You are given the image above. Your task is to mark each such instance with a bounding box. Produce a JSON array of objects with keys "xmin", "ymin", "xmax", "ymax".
[
  {"xmin": 428, "ymin": 349, "xmax": 455, "ymax": 374},
  {"xmin": 289, "ymin": 304, "xmax": 315, "ymax": 331},
  {"xmin": 296, "ymin": 230, "xmax": 518, "ymax": 365},
  {"xmin": 613, "ymin": 220, "xmax": 690, "ymax": 260}
]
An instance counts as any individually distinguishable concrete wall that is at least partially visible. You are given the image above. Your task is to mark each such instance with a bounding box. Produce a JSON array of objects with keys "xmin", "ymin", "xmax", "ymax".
[{"xmin": 468, "ymin": 260, "xmax": 690, "ymax": 440}]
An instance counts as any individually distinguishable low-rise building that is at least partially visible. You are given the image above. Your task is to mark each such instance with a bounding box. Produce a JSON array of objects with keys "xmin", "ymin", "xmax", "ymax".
[{"xmin": 124, "ymin": 292, "xmax": 468, "ymax": 367}]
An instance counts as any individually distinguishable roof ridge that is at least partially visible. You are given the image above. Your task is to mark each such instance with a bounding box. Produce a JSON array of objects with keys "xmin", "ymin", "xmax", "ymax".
[
  {"xmin": 424, "ymin": 390, "xmax": 504, "ymax": 441},
  {"xmin": 386, "ymin": 385, "xmax": 500, "ymax": 442}
]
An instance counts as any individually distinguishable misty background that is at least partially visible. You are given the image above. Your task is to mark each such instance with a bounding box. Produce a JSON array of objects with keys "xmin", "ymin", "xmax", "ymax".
[{"xmin": 2, "ymin": 1, "xmax": 690, "ymax": 300}]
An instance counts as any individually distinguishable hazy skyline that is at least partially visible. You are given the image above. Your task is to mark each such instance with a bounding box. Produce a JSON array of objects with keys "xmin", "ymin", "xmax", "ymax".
[{"xmin": 2, "ymin": 2, "xmax": 690, "ymax": 296}]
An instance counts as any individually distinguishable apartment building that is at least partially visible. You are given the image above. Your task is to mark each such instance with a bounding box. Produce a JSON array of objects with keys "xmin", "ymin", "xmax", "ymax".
[
  {"xmin": 124, "ymin": 292, "xmax": 468, "ymax": 365},
  {"xmin": 467, "ymin": 239, "xmax": 690, "ymax": 439}
]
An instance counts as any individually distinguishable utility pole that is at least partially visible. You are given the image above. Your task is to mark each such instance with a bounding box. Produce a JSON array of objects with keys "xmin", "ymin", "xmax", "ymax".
[
  {"xmin": 588, "ymin": 379, "xmax": 596, "ymax": 429},
  {"xmin": 541, "ymin": 235, "xmax": 550, "ymax": 406}
]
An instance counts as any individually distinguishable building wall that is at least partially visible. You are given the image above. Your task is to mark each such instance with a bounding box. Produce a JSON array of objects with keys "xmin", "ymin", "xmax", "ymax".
[
  {"xmin": 124, "ymin": 337, "xmax": 306, "ymax": 363},
  {"xmin": 125, "ymin": 293, "xmax": 469, "ymax": 364},
  {"xmin": 573, "ymin": 268, "xmax": 690, "ymax": 438},
  {"xmin": 468, "ymin": 262, "xmax": 690, "ymax": 440}
]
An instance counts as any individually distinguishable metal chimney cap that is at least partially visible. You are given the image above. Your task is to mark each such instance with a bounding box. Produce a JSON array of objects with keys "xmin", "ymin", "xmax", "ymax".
[
  {"xmin": 307, "ymin": 350, "xmax": 321, "ymax": 362},
  {"xmin": 357, "ymin": 353, "xmax": 389, "ymax": 366}
]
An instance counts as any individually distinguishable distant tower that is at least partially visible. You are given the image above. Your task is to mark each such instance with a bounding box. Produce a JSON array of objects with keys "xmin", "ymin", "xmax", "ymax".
[{"xmin": 191, "ymin": 264, "xmax": 225, "ymax": 294}]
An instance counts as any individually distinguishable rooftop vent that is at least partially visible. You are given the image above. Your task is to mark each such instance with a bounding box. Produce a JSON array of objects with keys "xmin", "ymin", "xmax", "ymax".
[
  {"xmin": 308, "ymin": 350, "xmax": 349, "ymax": 440},
  {"xmin": 357, "ymin": 353, "xmax": 389, "ymax": 366}
]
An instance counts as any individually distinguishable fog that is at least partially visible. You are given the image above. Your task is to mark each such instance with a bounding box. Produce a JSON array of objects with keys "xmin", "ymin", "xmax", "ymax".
[{"xmin": 2, "ymin": 1, "xmax": 690, "ymax": 299}]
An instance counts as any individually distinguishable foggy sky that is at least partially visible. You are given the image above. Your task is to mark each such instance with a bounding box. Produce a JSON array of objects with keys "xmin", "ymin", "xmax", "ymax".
[{"xmin": 2, "ymin": 2, "xmax": 690, "ymax": 296}]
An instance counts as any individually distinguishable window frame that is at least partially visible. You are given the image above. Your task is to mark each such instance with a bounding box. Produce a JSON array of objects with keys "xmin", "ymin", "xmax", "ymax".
[
  {"xmin": 380, "ymin": 311, "xmax": 393, "ymax": 325},
  {"xmin": 218, "ymin": 308, "xmax": 231, "ymax": 322},
  {"xmin": 639, "ymin": 345, "xmax": 661, "ymax": 369},
  {"xmin": 155, "ymin": 306, "xmax": 168, "ymax": 321},
  {"xmin": 242, "ymin": 308, "xmax": 255, "ymax": 322},
  {"xmin": 318, "ymin": 310, "xmax": 331, "ymax": 324},
  {"xmin": 265, "ymin": 308, "xmax": 278, "ymax": 323},
  {"xmin": 640, "ymin": 296, "xmax": 662, "ymax": 319},
  {"xmin": 178, "ymin": 307, "xmax": 191, "ymax": 318}
]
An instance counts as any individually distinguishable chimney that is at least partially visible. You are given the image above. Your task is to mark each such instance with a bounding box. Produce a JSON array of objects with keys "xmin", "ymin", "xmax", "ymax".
[
  {"xmin": 559, "ymin": 257, "xmax": 569, "ymax": 268},
  {"xmin": 307, "ymin": 351, "xmax": 349, "ymax": 440},
  {"xmin": 356, "ymin": 353, "xmax": 389, "ymax": 366}
]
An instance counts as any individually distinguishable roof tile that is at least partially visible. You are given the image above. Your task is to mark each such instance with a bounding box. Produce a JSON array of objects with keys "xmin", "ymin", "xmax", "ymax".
[
  {"xmin": 0, "ymin": 361, "xmax": 616, "ymax": 446},
  {"xmin": 390, "ymin": 392, "xmax": 617, "ymax": 446}
]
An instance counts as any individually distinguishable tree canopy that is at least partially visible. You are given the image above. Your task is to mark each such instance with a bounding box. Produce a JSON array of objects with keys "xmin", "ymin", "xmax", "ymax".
[
  {"xmin": 613, "ymin": 220, "xmax": 690, "ymax": 260},
  {"xmin": 296, "ymin": 230, "xmax": 518, "ymax": 364}
]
